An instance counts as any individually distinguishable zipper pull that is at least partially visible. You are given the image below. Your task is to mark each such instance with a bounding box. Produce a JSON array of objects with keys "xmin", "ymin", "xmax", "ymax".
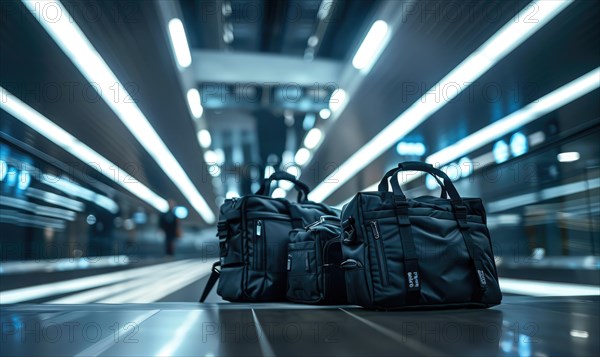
[
  {"xmin": 305, "ymin": 216, "xmax": 325, "ymax": 230},
  {"xmin": 256, "ymin": 220, "xmax": 263, "ymax": 236},
  {"xmin": 370, "ymin": 221, "xmax": 380, "ymax": 240}
]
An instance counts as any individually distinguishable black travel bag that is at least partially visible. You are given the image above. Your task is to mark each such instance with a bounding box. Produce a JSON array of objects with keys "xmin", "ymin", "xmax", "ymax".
[
  {"xmin": 287, "ymin": 215, "xmax": 347, "ymax": 304},
  {"xmin": 340, "ymin": 161, "xmax": 502, "ymax": 310},
  {"xmin": 199, "ymin": 171, "xmax": 338, "ymax": 302}
]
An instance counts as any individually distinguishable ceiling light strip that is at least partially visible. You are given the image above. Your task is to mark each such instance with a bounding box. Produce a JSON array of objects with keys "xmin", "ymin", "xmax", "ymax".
[
  {"xmin": 334, "ymin": 68, "xmax": 599, "ymax": 206},
  {"xmin": 0, "ymin": 87, "xmax": 168, "ymax": 213},
  {"xmin": 308, "ymin": 0, "xmax": 573, "ymax": 202},
  {"xmin": 20, "ymin": 0, "xmax": 215, "ymax": 223},
  {"xmin": 427, "ymin": 68, "xmax": 600, "ymax": 166}
]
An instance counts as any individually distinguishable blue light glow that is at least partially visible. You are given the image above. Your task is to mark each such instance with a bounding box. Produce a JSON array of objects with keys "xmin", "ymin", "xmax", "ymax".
[
  {"xmin": 17, "ymin": 171, "xmax": 31, "ymax": 190},
  {"xmin": 510, "ymin": 132, "xmax": 528, "ymax": 157},
  {"xmin": 0, "ymin": 160, "xmax": 7, "ymax": 181},
  {"xmin": 6, "ymin": 167, "xmax": 18, "ymax": 186},
  {"xmin": 493, "ymin": 140, "xmax": 510, "ymax": 164},
  {"xmin": 174, "ymin": 206, "xmax": 189, "ymax": 219}
]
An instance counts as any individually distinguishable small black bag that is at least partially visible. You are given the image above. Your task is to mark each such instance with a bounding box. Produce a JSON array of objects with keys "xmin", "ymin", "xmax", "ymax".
[
  {"xmin": 287, "ymin": 216, "xmax": 347, "ymax": 304},
  {"xmin": 199, "ymin": 171, "xmax": 338, "ymax": 302},
  {"xmin": 341, "ymin": 161, "xmax": 502, "ymax": 310}
]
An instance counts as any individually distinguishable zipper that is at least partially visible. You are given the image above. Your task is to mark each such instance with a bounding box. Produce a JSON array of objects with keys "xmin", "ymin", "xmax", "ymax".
[
  {"xmin": 255, "ymin": 220, "xmax": 264, "ymax": 270},
  {"xmin": 370, "ymin": 221, "xmax": 389, "ymax": 285}
]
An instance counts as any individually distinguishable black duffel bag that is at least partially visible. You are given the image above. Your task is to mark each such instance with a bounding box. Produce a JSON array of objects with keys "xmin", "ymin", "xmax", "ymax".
[
  {"xmin": 287, "ymin": 215, "xmax": 347, "ymax": 304},
  {"xmin": 340, "ymin": 161, "xmax": 502, "ymax": 310},
  {"xmin": 199, "ymin": 171, "xmax": 338, "ymax": 302}
]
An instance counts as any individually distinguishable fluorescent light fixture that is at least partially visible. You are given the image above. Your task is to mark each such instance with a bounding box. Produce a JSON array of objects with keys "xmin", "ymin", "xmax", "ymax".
[
  {"xmin": 17, "ymin": 170, "xmax": 31, "ymax": 190},
  {"xmin": 167, "ymin": 18, "xmax": 192, "ymax": 68},
  {"xmin": 20, "ymin": 1, "xmax": 215, "ymax": 223},
  {"xmin": 570, "ymin": 330, "xmax": 589, "ymax": 339},
  {"xmin": 295, "ymin": 148, "xmax": 311, "ymax": 166},
  {"xmin": 174, "ymin": 206, "xmax": 189, "ymax": 219},
  {"xmin": 0, "ymin": 89, "xmax": 164, "ymax": 214},
  {"xmin": 493, "ymin": 140, "xmax": 510, "ymax": 164},
  {"xmin": 396, "ymin": 142, "xmax": 426, "ymax": 156},
  {"xmin": 0, "ymin": 160, "xmax": 7, "ymax": 181},
  {"xmin": 509, "ymin": 131, "xmax": 528, "ymax": 157},
  {"xmin": 25, "ymin": 187, "xmax": 85, "ymax": 212},
  {"xmin": 225, "ymin": 190, "xmax": 239, "ymax": 199},
  {"xmin": 304, "ymin": 128, "xmax": 323, "ymax": 149},
  {"xmin": 528, "ymin": 131, "xmax": 546, "ymax": 147},
  {"xmin": 40, "ymin": 174, "xmax": 120, "ymax": 214},
  {"xmin": 557, "ymin": 152, "xmax": 580, "ymax": 162},
  {"xmin": 352, "ymin": 20, "xmax": 389, "ymax": 71},
  {"xmin": 1, "ymin": 196, "xmax": 77, "ymax": 221},
  {"xmin": 303, "ymin": 113, "xmax": 316, "ymax": 131},
  {"xmin": 335, "ymin": 69, "xmax": 598, "ymax": 207},
  {"xmin": 208, "ymin": 165, "xmax": 221, "ymax": 177},
  {"xmin": 272, "ymin": 187, "xmax": 286, "ymax": 198},
  {"xmin": 458, "ymin": 157, "xmax": 473, "ymax": 178},
  {"xmin": 187, "ymin": 88, "xmax": 204, "ymax": 119},
  {"xmin": 264, "ymin": 165, "xmax": 275, "ymax": 179},
  {"xmin": 203, "ymin": 149, "xmax": 217, "ymax": 164},
  {"xmin": 427, "ymin": 68, "xmax": 599, "ymax": 166},
  {"xmin": 279, "ymin": 180, "xmax": 294, "ymax": 191},
  {"xmin": 329, "ymin": 89, "xmax": 346, "ymax": 112},
  {"xmin": 5, "ymin": 167, "xmax": 17, "ymax": 186},
  {"xmin": 307, "ymin": 0, "xmax": 573, "ymax": 202},
  {"xmin": 197, "ymin": 129, "xmax": 212, "ymax": 148},
  {"xmin": 319, "ymin": 108, "xmax": 331, "ymax": 119}
]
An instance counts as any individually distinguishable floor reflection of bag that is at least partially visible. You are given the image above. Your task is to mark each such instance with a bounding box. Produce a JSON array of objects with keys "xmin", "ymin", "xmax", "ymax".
[
  {"xmin": 341, "ymin": 161, "xmax": 502, "ymax": 310},
  {"xmin": 199, "ymin": 171, "xmax": 338, "ymax": 302}
]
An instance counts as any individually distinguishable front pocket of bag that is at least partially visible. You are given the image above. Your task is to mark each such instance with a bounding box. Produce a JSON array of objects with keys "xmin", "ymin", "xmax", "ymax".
[
  {"xmin": 217, "ymin": 264, "xmax": 245, "ymax": 301},
  {"xmin": 344, "ymin": 265, "xmax": 371, "ymax": 307},
  {"xmin": 367, "ymin": 220, "xmax": 390, "ymax": 286},
  {"xmin": 286, "ymin": 241, "xmax": 320, "ymax": 303}
]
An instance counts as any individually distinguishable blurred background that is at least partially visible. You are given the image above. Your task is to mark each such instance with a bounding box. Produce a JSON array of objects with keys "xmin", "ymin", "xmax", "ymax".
[{"xmin": 0, "ymin": 0, "xmax": 598, "ymax": 303}]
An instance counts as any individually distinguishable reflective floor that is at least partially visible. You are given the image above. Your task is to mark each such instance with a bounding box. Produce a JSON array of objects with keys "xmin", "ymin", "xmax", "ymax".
[{"xmin": 1, "ymin": 296, "xmax": 598, "ymax": 356}]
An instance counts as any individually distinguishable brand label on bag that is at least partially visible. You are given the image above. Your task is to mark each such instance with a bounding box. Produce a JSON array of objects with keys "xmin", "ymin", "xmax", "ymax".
[
  {"xmin": 477, "ymin": 269, "xmax": 487, "ymax": 286},
  {"xmin": 287, "ymin": 255, "xmax": 292, "ymax": 271},
  {"xmin": 407, "ymin": 271, "xmax": 420, "ymax": 290}
]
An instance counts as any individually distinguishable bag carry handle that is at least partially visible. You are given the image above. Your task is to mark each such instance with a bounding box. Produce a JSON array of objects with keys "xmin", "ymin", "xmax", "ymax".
[
  {"xmin": 378, "ymin": 162, "xmax": 461, "ymax": 201},
  {"xmin": 256, "ymin": 171, "xmax": 311, "ymax": 202},
  {"xmin": 378, "ymin": 165, "xmax": 448, "ymax": 199}
]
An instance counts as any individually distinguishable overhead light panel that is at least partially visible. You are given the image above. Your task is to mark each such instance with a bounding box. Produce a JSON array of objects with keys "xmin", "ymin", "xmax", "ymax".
[
  {"xmin": 0, "ymin": 88, "xmax": 166, "ymax": 214},
  {"xmin": 187, "ymin": 88, "xmax": 203, "ymax": 119},
  {"xmin": 557, "ymin": 152, "xmax": 580, "ymax": 163},
  {"xmin": 167, "ymin": 18, "xmax": 192, "ymax": 68},
  {"xmin": 352, "ymin": 20, "xmax": 389, "ymax": 71},
  {"xmin": 304, "ymin": 128, "xmax": 323, "ymax": 149},
  {"xmin": 335, "ymin": 68, "xmax": 600, "ymax": 206},
  {"xmin": 329, "ymin": 89, "xmax": 346, "ymax": 113},
  {"xmin": 509, "ymin": 132, "xmax": 528, "ymax": 157},
  {"xmin": 319, "ymin": 108, "xmax": 331, "ymax": 120},
  {"xmin": 492, "ymin": 140, "xmax": 510, "ymax": 164},
  {"xmin": 307, "ymin": 0, "xmax": 574, "ymax": 202},
  {"xmin": 427, "ymin": 68, "xmax": 599, "ymax": 166},
  {"xmin": 295, "ymin": 148, "xmax": 311, "ymax": 166},
  {"xmin": 197, "ymin": 129, "xmax": 212, "ymax": 148},
  {"xmin": 20, "ymin": 1, "xmax": 215, "ymax": 223}
]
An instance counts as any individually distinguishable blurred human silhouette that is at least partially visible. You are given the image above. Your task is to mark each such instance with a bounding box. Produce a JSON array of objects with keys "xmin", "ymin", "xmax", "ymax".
[{"xmin": 159, "ymin": 200, "xmax": 180, "ymax": 257}]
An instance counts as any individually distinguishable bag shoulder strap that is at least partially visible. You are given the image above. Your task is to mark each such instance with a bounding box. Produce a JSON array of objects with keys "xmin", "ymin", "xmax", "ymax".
[{"xmin": 199, "ymin": 261, "xmax": 221, "ymax": 303}]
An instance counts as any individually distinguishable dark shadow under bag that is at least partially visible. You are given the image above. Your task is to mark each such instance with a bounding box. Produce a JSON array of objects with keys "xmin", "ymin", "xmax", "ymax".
[
  {"xmin": 340, "ymin": 161, "xmax": 502, "ymax": 310},
  {"xmin": 287, "ymin": 216, "xmax": 347, "ymax": 304},
  {"xmin": 199, "ymin": 171, "xmax": 338, "ymax": 302}
]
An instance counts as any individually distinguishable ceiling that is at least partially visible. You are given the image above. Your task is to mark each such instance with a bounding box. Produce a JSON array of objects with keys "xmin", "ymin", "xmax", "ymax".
[{"xmin": 1, "ymin": 0, "xmax": 599, "ymax": 226}]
